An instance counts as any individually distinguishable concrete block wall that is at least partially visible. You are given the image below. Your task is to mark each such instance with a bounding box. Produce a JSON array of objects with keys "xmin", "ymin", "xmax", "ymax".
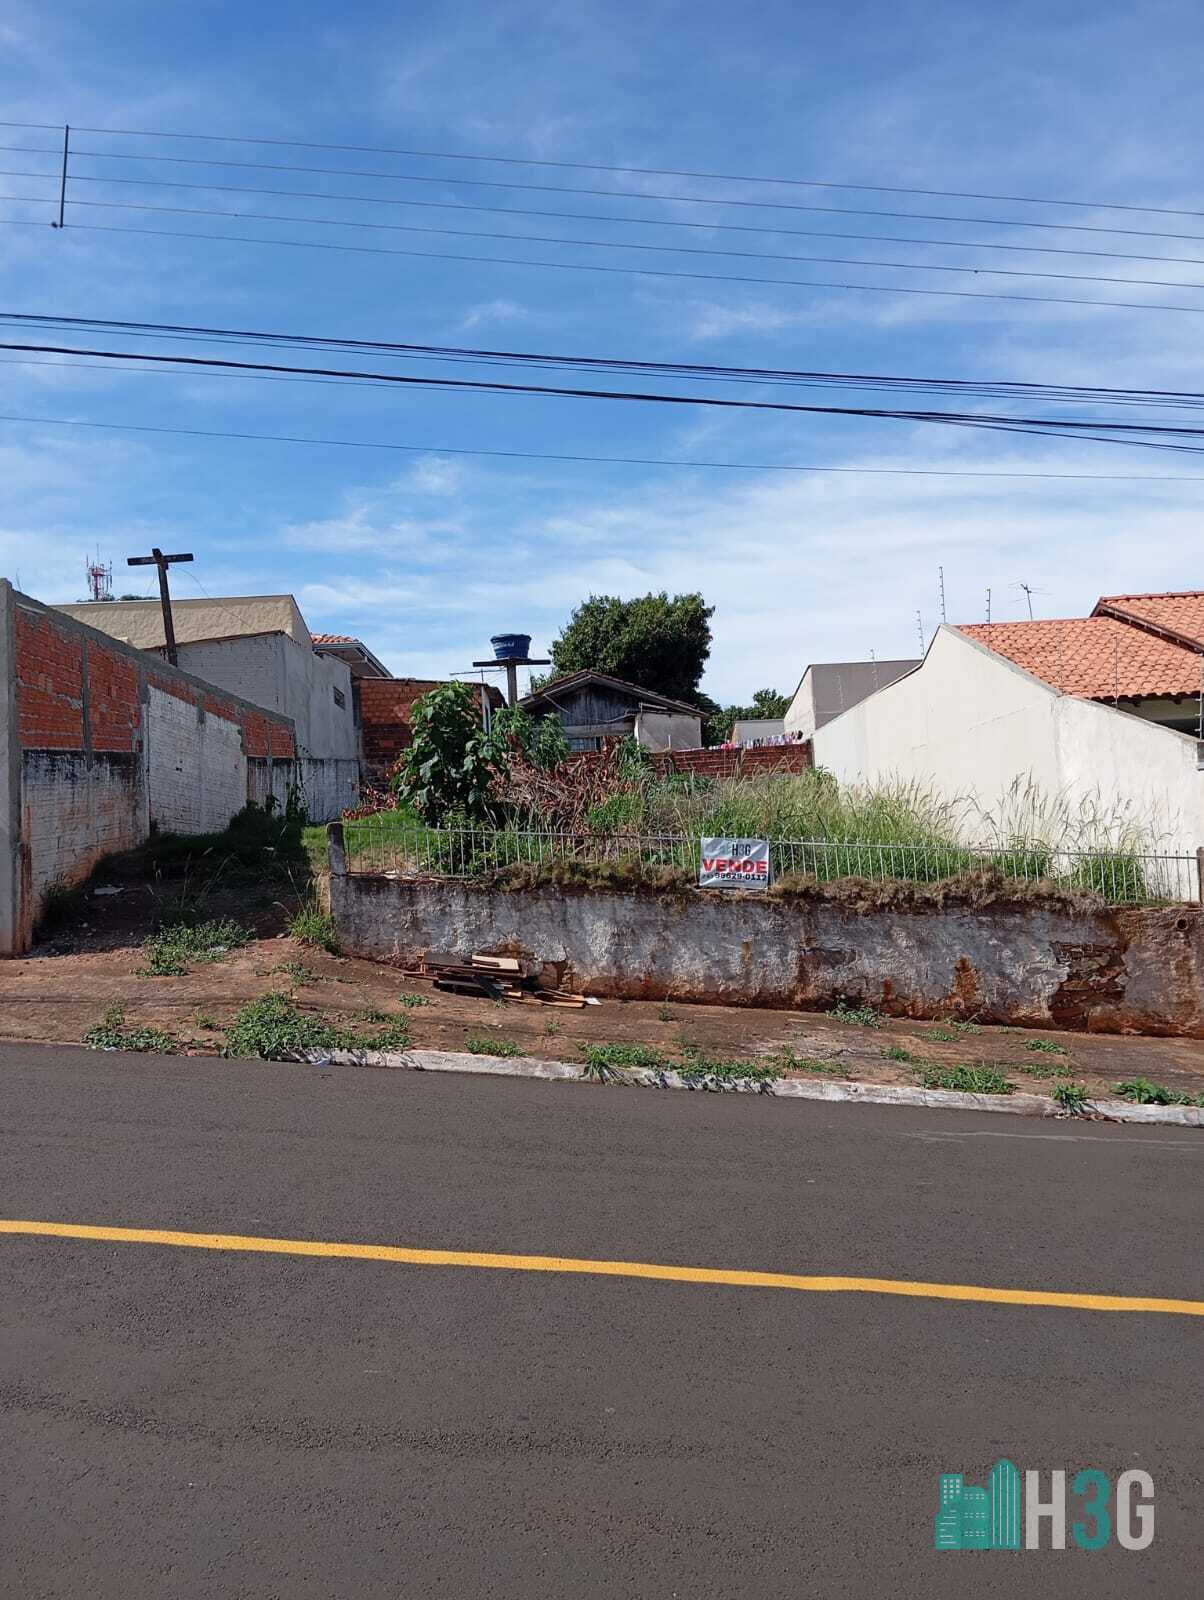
[{"xmin": 0, "ymin": 583, "xmax": 301, "ymax": 954}]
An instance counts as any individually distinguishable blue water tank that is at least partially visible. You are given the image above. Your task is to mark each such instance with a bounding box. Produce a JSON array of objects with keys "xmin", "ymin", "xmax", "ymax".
[{"xmin": 490, "ymin": 633, "xmax": 531, "ymax": 661}]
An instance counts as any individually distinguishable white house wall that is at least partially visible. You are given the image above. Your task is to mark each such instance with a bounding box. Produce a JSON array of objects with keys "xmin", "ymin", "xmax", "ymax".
[{"xmin": 813, "ymin": 626, "xmax": 1204, "ymax": 856}]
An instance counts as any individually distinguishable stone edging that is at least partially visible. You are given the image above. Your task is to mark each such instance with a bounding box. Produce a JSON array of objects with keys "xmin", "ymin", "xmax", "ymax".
[{"xmin": 290, "ymin": 1047, "xmax": 1204, "ymax": 1127}]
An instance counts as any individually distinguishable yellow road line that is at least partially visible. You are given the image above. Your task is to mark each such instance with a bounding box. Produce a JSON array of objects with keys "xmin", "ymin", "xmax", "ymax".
[{"xmin": 2, "ymin": 1218, "xmax": 1201, "ymax": 1317}]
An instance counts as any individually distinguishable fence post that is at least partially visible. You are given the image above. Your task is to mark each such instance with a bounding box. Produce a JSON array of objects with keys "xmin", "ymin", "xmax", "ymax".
[
  {"xmin": 1197, "ymin": 846, "xmax": 1204, "ymax": 904},
  {"xmin": 327, "ymin": 820, "xmax": 347, "ymax": 877}
]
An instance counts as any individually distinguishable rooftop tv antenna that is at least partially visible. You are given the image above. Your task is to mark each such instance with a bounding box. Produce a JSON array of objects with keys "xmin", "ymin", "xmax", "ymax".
[{"xmin": 1013, "ymin": 580, "xmax": 1047, "ymax": 621}]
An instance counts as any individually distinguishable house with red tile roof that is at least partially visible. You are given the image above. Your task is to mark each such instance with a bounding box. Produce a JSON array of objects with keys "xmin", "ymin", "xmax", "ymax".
[{"xmin": 812, "ymin": 592, "xmax": 1204, "ymax": 863}]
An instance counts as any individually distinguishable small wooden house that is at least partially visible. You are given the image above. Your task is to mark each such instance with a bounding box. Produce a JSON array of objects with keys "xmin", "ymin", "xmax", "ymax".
[{"xmin": 520, "ymin": 670, "xmax": 703, "ymax": 752}]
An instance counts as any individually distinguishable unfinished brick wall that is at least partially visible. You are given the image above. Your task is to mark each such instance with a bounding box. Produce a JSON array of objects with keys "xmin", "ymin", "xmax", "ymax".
[
  {"xmin": 359, "ymin": 678, "xmax": 500, "ymax": 783},
  {"xmin": 1, "ymin": 585, "xmax": 300, "ymax": 953},
  {"xmin": 575, "ymin": 742, "xmax": 813, "ymax": 782}
]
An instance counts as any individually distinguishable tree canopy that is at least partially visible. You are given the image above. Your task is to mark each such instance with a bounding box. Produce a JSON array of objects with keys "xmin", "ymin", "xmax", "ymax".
[
  {"xmin": 547, "ymin": 591, "xmax": 714, "ymax": 704},
  {"xmin": 705, "ymin": 687, "xmax": 791, "ymax": 746}
]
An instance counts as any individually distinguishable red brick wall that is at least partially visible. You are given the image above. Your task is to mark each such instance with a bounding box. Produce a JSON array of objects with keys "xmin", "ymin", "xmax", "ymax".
[
  {"xmin": 574, "ymin": 740, "xmax": 811, "ymax": 782},
  {"xmin": 14, "ymin": 610, "xmax": 85, "ymax": 749},
  {"xmin": 652, "ymin": 744, "xmax": 812, "ymax": 780},
  {"xmin": 13, "ymin": 606, "xmax": 296, "ymax": 762},
  {"xmin": 359, "ymin": 679, "xmax": 500, "ymax": 778}
]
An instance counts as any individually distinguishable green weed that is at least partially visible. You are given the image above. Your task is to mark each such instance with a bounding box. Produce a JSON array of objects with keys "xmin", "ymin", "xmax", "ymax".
[
  {"xmin": 1025, "ymin": 1038, "xmax": 1069, "ymax": 1056},
  {"xmin": 84, "ymin": 1005, "xmax": 180, "ymax": 1055},
  {"xmin": 193, "ymin": 1009, "xmax": 219, "ymax": 1031},
  {"xmin": 464, "ymin": 1034, "xmax": 523, "ymax": 1057},
  {"xmin": 677, "ymin": 1047, "xmax": 782, "ymax": 1085},
  {"xmin": 772, "ymin": 1047, "xmax": 848, "ymax": 1077},
  {"xmin": 397, "ymin": 991, "xmax": 433, "ymax": 1008},
  {"xmin": 580, "ymin": 1041, "xmax": 670, "ymax": 1080},
  {"xmin": 885, "ymin": 1043, "xmax": 915, "ymax": 1063},
  {"xmin": 288, "ymin": 900, "xmax": 339, "ymax": 953},
  {"xmin": 223, "ymin": 993, "xmax": 409, "ymax": 1059},
  {"xmin": 135, "ymin": 918, "xmax": 251, "ymax": 977},
  {"xmin": 914, "ymin": 1062, "xmax": 1014, "ymax": 1095},
  {"xmin": 1051, "ymin": 1081, "xmax": 1090, "ymax": 1114},
  {"xmin": 1112, "ymin": 1077, "xmax": 1198, "ymax": 1107},
  {"xmin": 831, "ymin": 1001, "xmax": 883, "ymax": 1029}
]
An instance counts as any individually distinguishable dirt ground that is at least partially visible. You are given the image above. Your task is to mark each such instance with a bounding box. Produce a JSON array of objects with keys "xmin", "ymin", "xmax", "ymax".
[{"xmin": 4, "ymin": 924, "xmax": 1204, "ymax": 1105}]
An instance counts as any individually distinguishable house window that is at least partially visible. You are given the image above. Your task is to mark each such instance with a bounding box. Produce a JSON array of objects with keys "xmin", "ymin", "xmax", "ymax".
[{"xmin": 333, "ymin": 686, "xmax": 346, "ymax": 709}]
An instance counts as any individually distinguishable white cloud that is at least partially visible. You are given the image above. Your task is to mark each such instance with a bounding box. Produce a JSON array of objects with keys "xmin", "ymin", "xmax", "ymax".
[{"xmin": 458, "ymin": 298, "xmax": 529, "ymax": 331}]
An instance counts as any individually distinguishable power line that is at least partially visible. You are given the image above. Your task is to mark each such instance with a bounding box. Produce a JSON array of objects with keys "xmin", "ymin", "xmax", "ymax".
[
  {"xmin": 7, "ymin": 338, "xmax": 1204, "ymax": 452},
  {"xmin": 6, "ymin": 116, "xmax": 1203, "ymax": 222},
  {"xmin": 5, "ymin": 140, "xmax": 1204, "ymax": 245},
  {"xmin": 10, "ymin": 216, "xmax": 1204, "ymax": 318},
  {"xmin": 8, "ymin": 311, "xmax": 1204, "ymax": 411},
  {"xmin": 10, "ymin": 190, "xmax": 1204, "ymax": 293},
  {"xmin": 8, "ymin": 164, "xmax": 1204, "ymax": 268},
  {"xmin": 4, "ymin": 407, "xmax": 1204, "ymax": 481}
]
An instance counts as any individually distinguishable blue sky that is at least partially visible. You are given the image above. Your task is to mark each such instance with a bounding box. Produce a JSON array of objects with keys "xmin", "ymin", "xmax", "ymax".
[{"xmin": 1, "ymin": 0, "xmax": 1203, "ymax": 700}]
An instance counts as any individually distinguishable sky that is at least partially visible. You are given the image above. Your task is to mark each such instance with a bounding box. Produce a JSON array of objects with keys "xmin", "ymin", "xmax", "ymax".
[{"xmin": 1, "ymin": 0, "xmax": 1203, "ymax": 702}]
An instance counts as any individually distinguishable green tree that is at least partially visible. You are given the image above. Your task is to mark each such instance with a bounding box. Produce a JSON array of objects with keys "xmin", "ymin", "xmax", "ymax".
[
  {"xmin": 706, "ymin": 687, "xmax": 791, "ymax": 745},
  {"xmin": 393, "ymin": 682, "xmax": 499, "ymax": 823},
  {"xmin": 548, "ymin": 592, "xmax": 713, "ymax": 704}
]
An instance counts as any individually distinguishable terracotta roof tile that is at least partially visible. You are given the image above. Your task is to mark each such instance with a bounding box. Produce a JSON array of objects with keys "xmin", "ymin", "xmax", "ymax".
[
  {"xmin": 1093, "ymin": 590, "xmax": 1204, "ymax": 650},
  {"xmin": 957, "ymin": 616, "xmax": 1202, "ymax": 700},
  {"xmin": 310, "ymin": 632, "xmax": 357, "ymax": 645}
]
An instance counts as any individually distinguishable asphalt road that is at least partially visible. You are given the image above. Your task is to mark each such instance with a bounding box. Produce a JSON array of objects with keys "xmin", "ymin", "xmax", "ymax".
[{"xmin": 0, "ymin": 1042, "xmax": 1199, "ymax": 1598}]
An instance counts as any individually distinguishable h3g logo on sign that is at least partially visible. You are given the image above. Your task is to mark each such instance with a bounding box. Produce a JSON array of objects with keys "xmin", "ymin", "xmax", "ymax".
[{"xmin": 935, "ymin": 1460, "xmax": 1154, "ymax": 1551}]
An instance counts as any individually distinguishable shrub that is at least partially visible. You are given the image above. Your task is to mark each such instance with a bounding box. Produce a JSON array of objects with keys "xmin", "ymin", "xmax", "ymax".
[{"xmin": 395, "ymin": 682, "xmax": 500, "ymax": 823}]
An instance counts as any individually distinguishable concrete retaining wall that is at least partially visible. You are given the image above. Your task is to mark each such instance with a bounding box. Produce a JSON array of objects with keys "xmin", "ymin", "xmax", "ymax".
[{"xmin": 329, "ymin": 860, "xmax": 1204, "ymax": 1037}]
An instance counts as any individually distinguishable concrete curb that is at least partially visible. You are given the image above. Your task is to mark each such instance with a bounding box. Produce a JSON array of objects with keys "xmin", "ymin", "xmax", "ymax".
[{"xmin": 292, "ymin": 1047, "xmax": 1204, "ymax": 1127}]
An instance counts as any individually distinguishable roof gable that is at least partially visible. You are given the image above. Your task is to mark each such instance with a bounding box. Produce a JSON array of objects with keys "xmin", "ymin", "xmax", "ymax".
[
  {"xmin": 520, "ymin": 668, "xmax": 702, "ymax": 719},
  {"xmin": 1093, "ymin": 590, "xmax": 1204, "ymax": 652}
]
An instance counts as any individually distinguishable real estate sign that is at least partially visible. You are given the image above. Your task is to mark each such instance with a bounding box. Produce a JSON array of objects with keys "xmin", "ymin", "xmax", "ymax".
[{"xmin": 699, "ymin": 837, "xmax": 770, "ymax": 889}]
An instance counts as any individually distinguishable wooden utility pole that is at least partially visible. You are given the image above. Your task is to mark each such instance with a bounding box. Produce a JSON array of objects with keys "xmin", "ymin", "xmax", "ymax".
[{"xmin": 126, "ymin": 548, "xmax": 193, "ymax": 665}]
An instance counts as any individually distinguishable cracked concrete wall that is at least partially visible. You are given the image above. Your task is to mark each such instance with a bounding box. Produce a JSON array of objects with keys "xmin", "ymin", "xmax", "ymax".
[{"xmin": 330, "ymin": 873, "xmax": 1204, "ymax": 1037}]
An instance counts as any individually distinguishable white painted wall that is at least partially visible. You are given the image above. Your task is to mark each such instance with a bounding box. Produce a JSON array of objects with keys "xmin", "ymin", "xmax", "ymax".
[
  {"xmin": 813, "ymin": 626, "xmax": 1204, "ymax": 859},
  {"xmin": 174, "ymin": 634, "xmax": 357, "ymax": 759}
]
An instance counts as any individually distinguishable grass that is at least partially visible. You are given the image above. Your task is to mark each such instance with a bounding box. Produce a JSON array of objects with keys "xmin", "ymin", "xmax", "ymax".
[
  {"xmin": 223, "ymin": 993, "xmax": 410, "ymax": 1059},
  {"xmin": 135, "ymin": 918, "xmax": 251, "ymax": 977},
  {"xmin": 397, "ymin": 991, "xmax": 433, "ymax": 1008},
  {"xmin": 1015, "ymin": 1058, "xmax": 1073, "ymax": 1080},
  {"xmin": 464, "ymin": 1033, "xmax": 523, "ymax": 1057},
  {"xmin": 913, "ymin": 1061, "xmax": 1014, "ymax": 1095},
  {"xmin": 84, "ymin": 1005, "xmax": 180, "ymax": 1055},
  {"xmin": 1025, "ymin": 1038, "xmax": 1069, "ymax": 1056},
  {"xmin": 288, "ymin": 899, "xmax": 339, "ymax": 953},
  {"xmin": 193, "ymin": 1009, "xmax": 219, "ymax": 1031},
  {"xmin": 1112, "ymin": 1077, "xmax": 1203, "ymax": 1107},
  {"xmin": 677, "ymin": 1047, "xmax": 782, "ymax": 1085},
  {"xmin": 830, "ymin": 1001, "xmax": 883, "ymax": 1029},
  {"xmin": 580, "ymin": 1041, "xmax": 671, "ymax": 1080},
  {"xmin": 884, "ymin": 1043, "xmax": 915, "ymax": 1063}
]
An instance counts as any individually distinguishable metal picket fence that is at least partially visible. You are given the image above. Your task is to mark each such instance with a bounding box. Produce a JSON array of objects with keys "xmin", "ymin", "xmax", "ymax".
[{"xmin": 338, "ymin": 816, "xmax": 1201, "ymax": 905}]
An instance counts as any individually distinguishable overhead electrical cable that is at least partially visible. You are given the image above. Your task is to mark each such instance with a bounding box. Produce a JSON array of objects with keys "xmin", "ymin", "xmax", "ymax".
[
  {"xmin": 5, "ymin": 338, "xmax": 1204, "ymax": 453},
  {"xmin": 5, "ymin": 191, "xmax": 1203, "ymax": 292},
  {"xmin": 5, "ymin": 116, "xmax": 1203, "ymax": 223},
  {"xmin": 4, "ymin": 409, "xmax": 1204, "ymax": 481},
  {"xmin": 4, "ymin": 141, "xmax": 1204, "ymax": 245},
  {"xmin": 6, "ymin": 165, "xmax": 1204, "ymax": 267},
  {"xmin": 6, "ymin": 217, "xmax": 1204, "ymax": 317}
]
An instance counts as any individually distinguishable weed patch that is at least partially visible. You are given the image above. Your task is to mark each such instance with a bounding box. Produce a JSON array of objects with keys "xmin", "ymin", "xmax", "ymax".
[
  {"xmin": 1025, "ymin": 1038, "xmax": 1069, "ymax": 1056},
  {"xmin": 1112, "ymin": 1077, "xmax": 1201, "ymax": 1107},
  {"xmin": 84, "ymin": 1005, "xmax": 180, "ymax": 1055},
  {"xmin": 397, "ymin": 991, "xmax": 433, "ymax": 1008},
  {"xmin": 288, "ymin": 900, "xmax": 339, "ymax": 953},
  {"xmin": 884, "ymin": 1043, "xmax": 915, "ymax": 1063},
  {"xmin": 914, "ymin": 1062, "xmax": 1013, "ymax": 1095},
  {"xmin": 830, "ymin": 1001, "xmax": 883, "ymax": 1029},
  {"xmin": 135, "ymin": 918, "xmax": 251, "ymax": 977},
  {"xmin": 772, "ymin": 1046, "xmax": 848, "ymax": 1077},
  {"xmin": 678, "ymin": 1047, "xmax": 782, "ymax": 1086},
  {"xmin": 224, "ymin": 994, "xmax": 410, "ymax": 1059},
  {"xmin": 1051, "ymin": 1081, "xmax": 1090, "ymax": 1113},
  {"xmin": 580, "ymin": 1041, "xmax": 670, "ymax": 1080},
  {"xmin": 464, "ymin": 1033, "xmax": 523, "ymax": 1057}
]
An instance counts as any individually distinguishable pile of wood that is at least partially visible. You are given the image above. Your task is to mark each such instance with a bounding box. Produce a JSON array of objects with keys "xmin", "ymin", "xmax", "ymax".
[{"xmin": 400, "ymin": 952, "xmax": 593, "ymax": 1008}]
